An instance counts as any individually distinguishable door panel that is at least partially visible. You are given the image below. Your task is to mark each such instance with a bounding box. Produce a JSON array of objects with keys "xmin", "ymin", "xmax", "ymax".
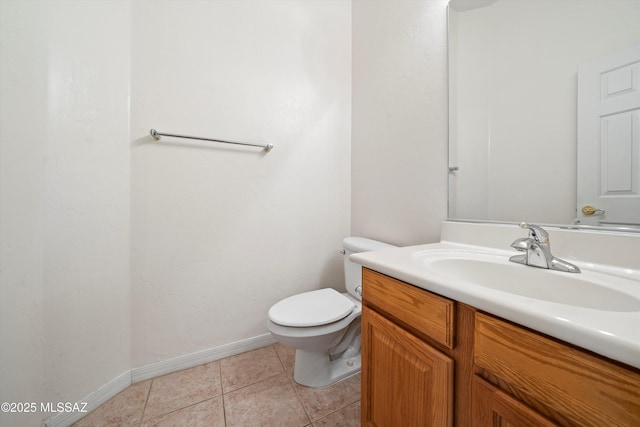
[
  {"xmin": 472, "ymin": 376, "xmax": 558, "ymax": 427},
  {"xmin": 361, "ymin": 306, "xmax": 453, "ymax": 427},
  {"xmin": 577, "ymin": 44, "xmax": 640, "ymax": 227}
]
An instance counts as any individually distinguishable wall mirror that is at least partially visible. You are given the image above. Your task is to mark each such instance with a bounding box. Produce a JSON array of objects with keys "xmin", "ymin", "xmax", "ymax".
[{"xmin": 448, "ymin": 0, "xmax": 640, "ymax": 230}]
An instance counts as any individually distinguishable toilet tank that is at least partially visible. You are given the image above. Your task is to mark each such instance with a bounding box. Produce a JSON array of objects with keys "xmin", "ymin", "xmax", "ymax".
[{"xmin": 343, "ymin": 237, "xmax": 397, "ymax": 301}]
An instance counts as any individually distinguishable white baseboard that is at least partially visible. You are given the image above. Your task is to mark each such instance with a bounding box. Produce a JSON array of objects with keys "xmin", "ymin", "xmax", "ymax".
[
  {"xmin": 42, "ymin": 333, "xmax": 275, "ymax": 427},
  {"xmin": 131, "ymin": 333, "xmax": 275, "ymax": 383},
  {"xmin": 42, "ymin": 370, "xmax": 131, "ymax": 427}
]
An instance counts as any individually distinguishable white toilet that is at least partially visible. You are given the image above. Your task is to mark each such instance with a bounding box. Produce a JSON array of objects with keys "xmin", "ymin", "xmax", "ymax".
[{"xmin": 267, "ymin": 237, "xmax": 396, "ymax": 387}]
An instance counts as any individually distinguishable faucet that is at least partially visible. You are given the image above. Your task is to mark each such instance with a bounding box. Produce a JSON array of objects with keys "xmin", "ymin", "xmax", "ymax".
[{"xmin": 509, "ymin": 223, "xmax": 581, "ymax": 273}]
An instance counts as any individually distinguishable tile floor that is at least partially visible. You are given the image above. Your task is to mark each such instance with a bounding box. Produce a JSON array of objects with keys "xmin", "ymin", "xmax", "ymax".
[{"xmin": 72, "ymin": 343, "xmax": 361, "ymax": 426}]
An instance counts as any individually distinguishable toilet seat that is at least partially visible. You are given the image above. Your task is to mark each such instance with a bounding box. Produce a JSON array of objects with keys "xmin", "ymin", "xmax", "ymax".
[{"xmin": 268, "ymin": 288, "xmax": 355, "ymax": 327}]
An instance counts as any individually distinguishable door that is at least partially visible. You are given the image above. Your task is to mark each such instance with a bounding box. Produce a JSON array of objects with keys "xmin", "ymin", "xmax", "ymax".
[{"xmin": 577, "ymin": 43, "xmax": 640, "ymax": 227}]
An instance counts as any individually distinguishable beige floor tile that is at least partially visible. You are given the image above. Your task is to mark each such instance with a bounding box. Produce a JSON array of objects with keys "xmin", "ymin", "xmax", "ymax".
[
  {"xmin": 72, "ymin": 345, "xmax": 361, "ymax": 426},
  {"xmin": 274, "ymin": 343, "xmax": 296, "ymax": 375},
  {"xmin": 143, "ymin": 361, "xmax": 222, "ymax": 421},
  {"xmin": 220, "ymin": 345, "xmax": 284, "ymax": 393},
  {"xmin": 72, "ymin": 380, "xmax": 151, "ymax": 427},
  {"xmin": 293, "ymin": 373, "xmax": 361, "ymax": 422},
  {"xmin": 224, "ymin": 373, "xmax": 310, "ymax": 427},
  {"xmin": 140, "ymin": 396, "xmax": 225, "ymax": 427},
  {"xmin": 312, "ymin": 400, "xmax": 361, "ymax": 427}
]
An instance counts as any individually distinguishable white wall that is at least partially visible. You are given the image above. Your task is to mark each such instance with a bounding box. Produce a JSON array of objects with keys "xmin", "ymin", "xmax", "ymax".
[
  {"xmin": 0, "ymin": 3, "xmax": 48, "ymax": 425},
  {"xmin": 0, "ymin": 1, "xmax": 131, "ymax": 426},
  {"xmin": 130, "ymin": 0, "xmax": 352, "ymax": 367},
  {"xmin": 0, "ymin": 0, "xmax": 443, "ymax": 424},
  {"xmin": 450, "ymin": 0, "xmax": 640, "ymax": 224},
  {"xmin": 352, "ymin": 0, "xmax": 449, "ymax": 246}
]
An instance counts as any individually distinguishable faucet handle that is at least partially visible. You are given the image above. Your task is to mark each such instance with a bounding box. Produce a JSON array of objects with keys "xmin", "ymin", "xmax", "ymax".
[
  {"xmin": 510, "ymin": 237, "xmax": 533, "ymax": 252},
  {"xmin": 519, "ymin": 222, "xmax": 549, "ymax": 243}
]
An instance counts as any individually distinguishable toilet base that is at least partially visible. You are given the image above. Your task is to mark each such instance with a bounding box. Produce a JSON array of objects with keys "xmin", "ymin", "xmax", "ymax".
[{"xmin": 293, "ymin": 349, "xmax": 361, "ymax": 388}]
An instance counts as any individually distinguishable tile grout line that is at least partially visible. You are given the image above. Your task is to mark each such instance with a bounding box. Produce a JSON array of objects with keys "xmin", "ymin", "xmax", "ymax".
[
  {"xmin": 139, "ymin": 361, "xmax": 225, "ymax": 425},
  {"xmin": 138, "ymin": 379, "xmax": 153, "ymax": 425},
  {"xmin": 314, "ymin": 398, "xmax": 361, "ymax": 425},
  {"xmin": 284, "ymin": 362, "xmax": 315, "ymax": 425},
  {"xmin": 222, "ymin": 370, "xmax": 285, "ymax": 395},
  {"xmin": 141, "ymin": 396, "xmax": 223, "ymax": 425},
  {"xmin": 272, "ymin": 343, "xmax": 313, "ymax": 424},
  {"xmin": 219, "ymin": 361, "xmax": 228, "ymax": 427},
  {"xmin": 289, "ymin": 377, "xmax": 314, "ymax": 425},
  {"xmin": 220, "ymin": 345, "xmax": 285, "ymax": 395}
]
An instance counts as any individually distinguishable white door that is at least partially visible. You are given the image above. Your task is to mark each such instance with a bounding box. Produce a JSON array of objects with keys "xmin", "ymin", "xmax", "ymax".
[{"xmin": 577, "ymin": 44, "xmax": 640, "ymax": 227}]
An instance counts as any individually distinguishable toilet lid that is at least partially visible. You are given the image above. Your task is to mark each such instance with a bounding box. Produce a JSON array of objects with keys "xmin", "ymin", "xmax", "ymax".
[{"xmin": 268, "ymin": 288, "xmax": 355, "ymax": 327}]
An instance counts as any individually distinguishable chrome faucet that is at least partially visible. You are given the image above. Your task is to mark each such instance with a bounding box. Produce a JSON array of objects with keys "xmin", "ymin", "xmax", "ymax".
[{"xmin": 509, "ymin": 223, "xmax": 581, "ymax": 273}]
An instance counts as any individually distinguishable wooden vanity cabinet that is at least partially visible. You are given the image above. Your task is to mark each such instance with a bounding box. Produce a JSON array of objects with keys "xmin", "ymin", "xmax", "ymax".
[
  {"xmin": 361, "ymin": 268, "xmax": 640, "ymax": 427},
  {"xmin": 361, "ymin": 268, "xmax": 475, "ymax": 426}
]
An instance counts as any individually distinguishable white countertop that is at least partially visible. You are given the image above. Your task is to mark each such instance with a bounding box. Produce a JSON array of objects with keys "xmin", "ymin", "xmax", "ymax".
[{"xmin": 351, "ymin": 241, "xmax": 640, "ymax": 370}]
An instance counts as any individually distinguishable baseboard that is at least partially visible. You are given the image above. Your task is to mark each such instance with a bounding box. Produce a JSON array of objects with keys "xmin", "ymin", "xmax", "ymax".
[
  {"xmin": 42, "ymin": 370, "xmax": 131, "ymax": 427},
  {"xmin": 42, "ymin": 333, "xmax": 275, "ymax": 427},
  {"xmin": 130, "ymin": 333, "xmax": 276, "ymax": 383}
]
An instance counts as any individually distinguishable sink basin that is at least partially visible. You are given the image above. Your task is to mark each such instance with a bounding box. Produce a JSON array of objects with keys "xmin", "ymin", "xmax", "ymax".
[{"xmin": 413, "ymin": 250, "xmax": 640, "ymax": 312}]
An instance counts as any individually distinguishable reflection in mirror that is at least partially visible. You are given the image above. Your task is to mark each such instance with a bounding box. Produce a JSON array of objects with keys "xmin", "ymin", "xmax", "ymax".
[{"xmin": 448, "ymin": 0, "xmax": 640, "ymax": 230}]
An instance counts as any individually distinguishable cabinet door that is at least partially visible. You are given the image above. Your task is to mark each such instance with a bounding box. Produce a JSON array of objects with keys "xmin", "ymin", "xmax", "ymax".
[
  {"xmin": 362, "ymin": 306, "xmax": 453, "ymax": 427},
  {"xmin": 473, "ymin": 376, "xmax": 558, "ymax": 427},
  {"xmin": 475, "ymin": 312, "xmax": 640, "ymax": 425}
]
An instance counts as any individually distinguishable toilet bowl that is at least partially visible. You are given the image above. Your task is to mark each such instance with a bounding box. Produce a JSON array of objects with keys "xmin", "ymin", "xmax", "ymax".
[{"xmin": 267, "ymin": 237, "xmax": 396, "ymax": 387}]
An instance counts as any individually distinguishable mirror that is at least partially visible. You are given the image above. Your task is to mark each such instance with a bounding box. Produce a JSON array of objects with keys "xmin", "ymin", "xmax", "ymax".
[{"xmin": 448, "ymin": 0, "xmax": 640, "ymax": 230}]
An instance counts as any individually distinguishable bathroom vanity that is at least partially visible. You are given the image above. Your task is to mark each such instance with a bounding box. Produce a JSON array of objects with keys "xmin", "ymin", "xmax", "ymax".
[
  {"xmin": 361, "ymin": 268, "xmax": 640, "ymax": 426},
  {"xmin": 353, "ymin": 222, "xmax": 640, "ymax": 427}
]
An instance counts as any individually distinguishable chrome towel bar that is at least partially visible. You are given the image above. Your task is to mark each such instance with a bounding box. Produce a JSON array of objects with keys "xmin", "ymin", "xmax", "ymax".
[{"xmin": 150, "ymin": 129, "xmax": 274, "ymax": 152}]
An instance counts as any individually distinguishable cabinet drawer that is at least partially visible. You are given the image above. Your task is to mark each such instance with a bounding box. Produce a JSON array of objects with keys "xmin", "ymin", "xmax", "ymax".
[
  {"xmin": 475, "ymin": 312, "xmax": 640, "ymax": 426},
  {"xmin": 363, "ymin": 268, "xmax": 455, "ymax": 349}
]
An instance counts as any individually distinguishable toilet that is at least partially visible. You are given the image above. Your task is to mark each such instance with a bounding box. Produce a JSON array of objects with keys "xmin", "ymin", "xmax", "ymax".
[{"xmin": 267, "ymin": 237, "xmax": 396, "ymax": 387}]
